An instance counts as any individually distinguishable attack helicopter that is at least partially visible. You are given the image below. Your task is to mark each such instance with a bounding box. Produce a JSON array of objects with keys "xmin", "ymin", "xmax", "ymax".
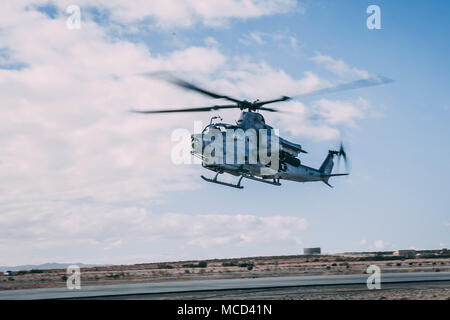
[{"xmin": 132, "ymin": 72, "xmax": 392, "ymax": 189}]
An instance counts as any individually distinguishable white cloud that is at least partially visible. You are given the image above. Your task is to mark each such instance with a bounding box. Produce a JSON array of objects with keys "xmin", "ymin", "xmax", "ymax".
[
  {"xmin": 360, "ymin": 239, "xmax": 367, "ymax": 245},
  {"xmin": 311, "ymin": 97, "xmax": 369, "ymax": 127},
  {"xmin": 0, "ymin": 202, "xmax": 308, "ymax": 265},
  {"xmin": 373, "ymin": 240, "xmax": 384, "ymax": 250},
  {"xmin": 215, "ymin": 61, "xmax": 373, "ymax": 140},
  {"xmin": 250, "ymin": 32, "xmax": 265, "ymax": 45},
  {"xmin": 0, "ymin": 6, "xmax": 364, "ymax": 204},
  {"xmin": 204, "ymin": 36, "xmax": 219, "ymax": 47},
  {"xmin": 311, "ymin": 53, "xmax": 370, "ymax": 79},
  {"xmin": 105, "ymin": 239, "xmax": 123, "ymax": 250},
  {"xmin": 239, "ymin": 31, "xmax": 299, "ymax": 49},
  {"xmin": 162, "ymin": 46, "xmax": 227, "ymax": 73},
  {"xmin": 7, "ymin": 0, "xmax": 298, "ymax": 29},
  {"xmin": 105, "ymin": 0, "xmax": 298, "ymax": 28},
  {"xmin": 0, "ymin": 6, "xmax": 233, "ymax": 206},
  {"xmin": 289, "ymin": 36, "xmax": 298, "ymax": 49},
  {"xmin": 0, "ymin": 3, "xmax": 379, "ymax": 265}
]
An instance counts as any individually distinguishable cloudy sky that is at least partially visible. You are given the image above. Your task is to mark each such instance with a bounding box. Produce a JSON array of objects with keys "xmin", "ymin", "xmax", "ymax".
[{"xmin": 0, "ymin": 1, "xmax": 449, "ymax": 266}]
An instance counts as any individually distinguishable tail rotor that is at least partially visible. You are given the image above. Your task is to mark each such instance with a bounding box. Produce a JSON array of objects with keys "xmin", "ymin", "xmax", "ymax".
[{"xmin": 336, "ymin": 142, "xmax": 348, "ymax": 173}]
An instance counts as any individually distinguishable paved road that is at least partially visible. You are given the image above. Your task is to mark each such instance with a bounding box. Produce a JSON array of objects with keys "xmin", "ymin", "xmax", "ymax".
[{"xmin": 1, "ymin": 272, "xmax": 449, "ymax": 300}]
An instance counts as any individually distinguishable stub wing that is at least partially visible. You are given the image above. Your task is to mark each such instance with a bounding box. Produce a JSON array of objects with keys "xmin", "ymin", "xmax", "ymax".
[{"xmin": 279, "ymin": 137, "xmax": 307, "ymax": 157}]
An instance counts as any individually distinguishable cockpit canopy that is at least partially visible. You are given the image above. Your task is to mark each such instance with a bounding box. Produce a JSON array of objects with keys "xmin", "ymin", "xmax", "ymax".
[{"xmin": 237, "ymin": 111, "xmax": 265, "ymax": 127}]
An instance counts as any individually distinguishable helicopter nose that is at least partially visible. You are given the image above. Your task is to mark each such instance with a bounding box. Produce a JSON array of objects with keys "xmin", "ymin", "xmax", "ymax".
[{"xmin": 191, "ymin": 134, "xmax": 202, "ymax": 150}]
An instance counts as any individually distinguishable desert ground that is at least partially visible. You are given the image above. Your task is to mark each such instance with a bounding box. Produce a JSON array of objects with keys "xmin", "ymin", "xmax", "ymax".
[
  {"xmin": 2, "ymin": 250, "xmax": 449, "ymax": 299},
  {"xmin": 93, "ymin": 281, "xmax": 450, "ymax": 300}
]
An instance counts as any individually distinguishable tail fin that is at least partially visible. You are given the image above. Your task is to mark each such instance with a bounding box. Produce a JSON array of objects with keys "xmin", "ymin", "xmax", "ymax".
[
  {"xmin": 320, "ymin": 148, "xmax": 349, "ymax": 187},
  {"xmin": 319, "ymin": 150, "xmax": 347, "ymax": 188},
  {"xmin": 319, "ymin": 151, "xmax": 338, "ymax": 188},
  {"xmin": 319, "ymin": 152, "xmax": 334, "ymax": 175},
  {"xmin": 319, "ymin": 152, "xmax": 334, "ymax": 187}
]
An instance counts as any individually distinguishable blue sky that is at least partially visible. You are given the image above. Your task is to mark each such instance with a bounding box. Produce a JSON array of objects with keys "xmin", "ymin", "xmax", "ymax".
[
  {"xmin": 148, "ymin": 0, "xmax": 450, "ymax": 252},
  {"xmin": 0, "ymin": 1, "xmax": 448, "ymax": 265}
]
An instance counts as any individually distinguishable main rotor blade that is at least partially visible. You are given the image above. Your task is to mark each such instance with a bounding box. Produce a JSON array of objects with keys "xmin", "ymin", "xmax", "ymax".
[
  {"xmin": 254, "ymin": 96, "xmax": 291, "ymax": 107},
  {"xmin": 292, "ymin": 75, "xmax": 393, "ymax": 99},
  {"xmin": 130, "ymin": 104, "xmax": 238, "ymax": 114},
  {"xmin": 258, "ymin": 106, "xmax": 280, "ymax": 112},
  {"xmin": 142, "ymin": 72, "xmax": 244, "ymax": 104}
]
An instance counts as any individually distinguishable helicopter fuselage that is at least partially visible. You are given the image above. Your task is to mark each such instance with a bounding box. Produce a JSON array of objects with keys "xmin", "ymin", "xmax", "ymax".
[{"xmin": 191, "ymin": 111, "xmax": 346, "ymax": 188}]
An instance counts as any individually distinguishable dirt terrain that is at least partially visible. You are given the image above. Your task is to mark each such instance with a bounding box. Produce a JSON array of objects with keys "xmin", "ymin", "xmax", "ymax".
[
  {"xmin": 97, "ymin": 281, "xmax": 450, "ymax": 300},
  {"xmin": 2, "ymin": 251, "xmax": 449, "ymax": 294}
]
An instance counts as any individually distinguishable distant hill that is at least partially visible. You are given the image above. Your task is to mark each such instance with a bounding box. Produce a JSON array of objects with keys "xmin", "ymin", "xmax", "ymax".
[{"xmin": 0, "ymin": 263, "xmax": 106, "ymax": 272}]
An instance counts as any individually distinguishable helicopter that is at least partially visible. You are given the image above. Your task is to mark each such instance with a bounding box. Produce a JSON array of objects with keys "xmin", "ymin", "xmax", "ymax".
[{"xmin": 132, "ymin": 72, "xmax": 392, "ymax": 189}]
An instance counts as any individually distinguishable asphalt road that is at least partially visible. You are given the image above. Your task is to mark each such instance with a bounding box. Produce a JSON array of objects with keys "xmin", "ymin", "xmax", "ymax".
[{"xmin": 1, "ymin": 272, "xmax": 449, "ymax": 300}]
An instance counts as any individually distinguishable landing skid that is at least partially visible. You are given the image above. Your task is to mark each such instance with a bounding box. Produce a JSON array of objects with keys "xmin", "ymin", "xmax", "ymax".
[
  {"xmin": 243, "ymin": 174, "xmax": 281, "ymax": 186},
  {"xmin": 200, "ymin": 173, "xmax": 281, "ymax": 189},
  {"xmin": 201, "ymin": 173, "xmax": 244, "ymax": 189}
]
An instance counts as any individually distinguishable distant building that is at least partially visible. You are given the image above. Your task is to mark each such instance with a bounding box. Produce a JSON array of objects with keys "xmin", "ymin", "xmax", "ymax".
[
  {"xmin": 393, "ymin": 250, "xmax": 416, "ymax": 258},
  {"xmin": 304, "ymin": 247, "xmax": 321, "ymax": 255},
  {"xmin": 3, "ymin": 271, "xmax": 13, "ymax": 276}
]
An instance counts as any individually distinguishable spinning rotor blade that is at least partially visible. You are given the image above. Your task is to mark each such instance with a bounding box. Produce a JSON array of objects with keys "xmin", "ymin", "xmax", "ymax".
[
  {"xmin": 337, "ymin": 142, "xmax": 349, "ymax": 172},
  {"xmin": 130, "ymin": 105, "xmax": 238, "ymax": 114},
  {"xmin": 254, "ymin": 96, "xmax": 291, "ymax": 107},
  {"xmin": 339, "ymin": 143, "xmax": 347, "ymax": 161},
  {"xmin": 258, "ymin": 106, "xmax": 280, "ymax": 112},
  {"xmin": 292, "ymin": 76, "xmax": 393, "ymax": 99},
  {"xmin": 137, "ymin": 72, "xmax": 393, "ymax": 115},
  {"xmin": 141, "ymin": 72, "xmax": 244, "ymax": 104}
]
